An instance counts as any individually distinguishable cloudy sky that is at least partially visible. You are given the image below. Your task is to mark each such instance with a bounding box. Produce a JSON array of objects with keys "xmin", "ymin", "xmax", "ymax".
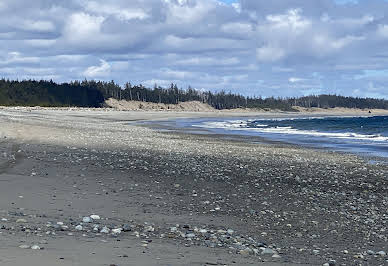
[{"xmin": 1, "ymin": 0, "xmax": 388, "ymax": 98}]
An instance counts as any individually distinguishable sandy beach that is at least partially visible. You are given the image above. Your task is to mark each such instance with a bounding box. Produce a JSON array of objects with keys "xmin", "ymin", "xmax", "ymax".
[{"xmin": 0, "ymin": 107, "xmax": 387, "ymax": 266}]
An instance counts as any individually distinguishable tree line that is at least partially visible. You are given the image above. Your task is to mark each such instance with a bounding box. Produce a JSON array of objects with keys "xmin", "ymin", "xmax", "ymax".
[
  {"xmin": 0, "ymin": 78, "xmax": 387, "ymax": 110},
  {"xmin": 0, "ymin": 79, "xmax": 104, "ymax": 107}
]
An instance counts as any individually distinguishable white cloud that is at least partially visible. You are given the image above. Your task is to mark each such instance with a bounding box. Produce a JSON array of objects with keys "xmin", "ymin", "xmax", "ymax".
[
  {"xmin": 0, "ymin": 52, "xmax": 40, "ymax": 65},
  {"xmin": 221, "ymin": 22, "xmax": 253, "ymax": 35},
  {"xmin": 256, "ymin": 46, "xmax": 285, "ymax": 62},
  {"xmin": 289, "ymin": 77, "xmax": 305, "ymax": 83},
  {"xmin": 377, "ymin": 24, "xmax": 388, "ymax": 38},
  {"xmin": 164, "ymin": 0, "xmax": 215, "ymax": 24},
  {"xmin": 63, "ymin": 13, "xmax": 105, "ymax": 43},
  {"xmin": 232, "ymin": 3, "xmax": 241, "ymax": 13},
  {"xmin": 83, "ymin": 59, "xmax": 111, "ymax": 78},
  {"xmin": 264, "ymin": 9, "xmax": 311, "ymax": 34},
  {"xmin": 83, "ymin": 1, "xmax": 149, "ymax": 21},
  {"xmin": 329, "ymin": 35, "xmax": 365, "ymax": 50},
  {"xmin": 160, "ymin": 68, "xmax": 194, "ymax": 80},
  {"xmin": 322, "ymin": 14, "xmax": 374, "ymax": 28}
]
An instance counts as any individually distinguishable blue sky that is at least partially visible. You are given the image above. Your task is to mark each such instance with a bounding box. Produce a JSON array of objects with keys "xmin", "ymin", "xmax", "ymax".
[{"xmin": 0, "ymin": 0, "xmax": 388, "ymax": 98}]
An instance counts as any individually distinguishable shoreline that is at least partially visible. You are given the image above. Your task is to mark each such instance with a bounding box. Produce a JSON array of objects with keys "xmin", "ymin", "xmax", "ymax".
[
  {"xmin": 0, "ymin": 108, "xmax": 387, "ymax": 265},
  {"xmin": 142, "ymin": 115, "xmax": 388, "ymax": 165}
]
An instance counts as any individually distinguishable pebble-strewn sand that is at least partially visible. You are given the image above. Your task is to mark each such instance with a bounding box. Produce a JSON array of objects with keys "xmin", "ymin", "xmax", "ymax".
[{"xmin": 0, "ymin": 107, "xmax": 386, "ymax": 266}]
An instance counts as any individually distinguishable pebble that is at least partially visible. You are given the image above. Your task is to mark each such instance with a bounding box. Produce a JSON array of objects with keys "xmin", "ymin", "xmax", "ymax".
[
  {"xmin": 239, "ymin": 248, "xmax": 252, "ymax": 256},
  {"xmin": 122, "ymin": 224, "xmax": 131, "ymax": 232},
  {"xmin": 75, "ymin": 225, "xmax": 83, "ymax": 231},
  {"xmin": 82, "ymin": 217, "xmax": 92, "ymax": 223},
  {"xmin": 227, "ymin": 229, "xmax": 234, "ymax": 235},
  {"xmin": 31, "ymin": 245, "xmax": 41, "ymax": 250},
  {"xmin": 367, "ymin": 250, "xmax": 375, "ymax": 255},
  {"xmin": 19, "ymin": 245, "xmax": 30, "ymax": 249},
  {"xmin": 100, "ymin": 226, "xmax": 110, "ymax": 234},
  {"xmin": 261, "ymin": 248, "xmax": 276, "ymax": 255},
  {"xmin": 90, "ymin": 215, "xmax": 101, "ymax": 220},
  {"xmin": 16, "ymin": 219, "xmax": 27, "ymax": 223},
  {"xmin": 112, "ymin": 228, "xmax": 122, "ymax": 235}
]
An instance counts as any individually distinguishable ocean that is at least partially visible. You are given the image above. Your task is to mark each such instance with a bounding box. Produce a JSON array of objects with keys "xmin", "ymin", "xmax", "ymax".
[{"xmin": 175, "ymin": 116, "xmax": 388, "ymax": 159}]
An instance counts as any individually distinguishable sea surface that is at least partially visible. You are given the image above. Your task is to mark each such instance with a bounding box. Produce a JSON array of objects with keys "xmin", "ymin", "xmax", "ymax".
[{"xmin": 174, "ymin": 115, "xmax": 388, "ymax": 159}]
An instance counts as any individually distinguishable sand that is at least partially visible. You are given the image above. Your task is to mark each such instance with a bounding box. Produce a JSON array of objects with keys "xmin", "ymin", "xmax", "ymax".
[{"xmin": 0, "ymin": 107, "xmax": 387, "ymax": 265}]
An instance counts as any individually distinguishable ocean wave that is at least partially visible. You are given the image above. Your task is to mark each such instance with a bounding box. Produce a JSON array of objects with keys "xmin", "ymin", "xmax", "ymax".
[
  {"xmin": 194, "ymin": 120, "xmax": 388, "ymax": 142},
  {"xmin": 248, "ymin": 115, "xmax": 374, "ymax": 122}
]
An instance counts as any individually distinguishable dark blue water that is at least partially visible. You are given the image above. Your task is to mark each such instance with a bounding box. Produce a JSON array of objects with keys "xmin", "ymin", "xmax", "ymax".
[
  {"xmin": 247, "ymin": 116, "xmax": 388, "ymax": 139},
  {"xmin": 176, "ymin": 116, "xmax": 388, "ymax": 159}
]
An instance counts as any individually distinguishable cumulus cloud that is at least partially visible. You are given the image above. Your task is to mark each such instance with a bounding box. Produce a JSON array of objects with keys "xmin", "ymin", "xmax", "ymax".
[
  {"xmin": 83, "ymin": 60, "xmax": 111, "ymax": 78},
  {"xmin": 0, "ymin": 0, "xmax": 388, "ymax": 98},
  {"xmin": 63, "ymin": 12, "xmax": 105, "ymax": 44}
]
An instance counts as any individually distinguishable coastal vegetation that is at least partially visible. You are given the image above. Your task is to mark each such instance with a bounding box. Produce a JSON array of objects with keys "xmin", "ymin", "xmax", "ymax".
[{"xmin": 1, "ymin": 78, "xmax": 388, "ymax": 110}]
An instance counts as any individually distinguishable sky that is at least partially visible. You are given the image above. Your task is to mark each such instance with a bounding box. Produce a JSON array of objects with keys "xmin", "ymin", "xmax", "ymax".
[{"xmin": 1, "ymin": 0, "xmax": 388, "ymax": 98}]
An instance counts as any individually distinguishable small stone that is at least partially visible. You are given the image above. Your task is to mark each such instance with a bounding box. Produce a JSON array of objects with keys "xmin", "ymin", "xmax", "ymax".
[
  {"xmin": 328, "ymin": 260, "xmax": 336, "ymax": 266},
  {"xmin": 377, "ymin": 251, "xmax": 386, "ymax": 257},
  {"xmin": 313, "ymin": 250, "xmax": 320, "ymax": 255},
  {"xmin": 367, "ymin": 250, "xmax": 375, "ymax": 255},
  {"xmin": 16, "ymin": 219, "xmax": 27, "ymax": 223},
  {"xmin": 90, "ymin": 215, "xmax": 100, "ymax": 220},
  {"xmin": 82, "ymin": 217, "xmax": 92, "ymax": 223},
  {"xmin": 31, "ymin": 245, "xmax": 41, "ymax": 250},
  {"xmin": 186, "ymin": 233, "xmax": 195, "ymax": 238},
  {"xmin": 122, "ymin": 224, "xmax": 131, "ymax": 232},
  {"xmin": 262, "ymin": 248, "xmax": 276, "ymax": 255},
  {"xmin": 75, "ymin": 225, "xmax": 83, "ymax": 231},
  {"xmin": 272, "ymin": 254, "xmax": 281, "ymax": 258},
  {"xmin": 239, "ymin": 248, "xmax": 252, "ymax": 256},
  {"xmin": 19, "ymin": 245, "xmax": 30, "ymax": 249},
  {"xmin": 112, "ymin": 228, "xmax": 122, "ymax": 235},
  {"xmin": 100, "ymin": 226, "xmax": 110, "ymax": 234},
  {"xmin": 227, "ymin": 229, "xmax": 234, "ymax": 235}
]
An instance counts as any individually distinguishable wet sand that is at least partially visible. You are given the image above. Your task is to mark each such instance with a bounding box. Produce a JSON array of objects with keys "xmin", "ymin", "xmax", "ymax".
[{"xmin": 0, "ymin": 108, "xmax": 387, "ymax": 265}]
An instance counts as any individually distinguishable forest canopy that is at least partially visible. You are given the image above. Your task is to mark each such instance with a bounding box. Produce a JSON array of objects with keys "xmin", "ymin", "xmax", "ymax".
[{"xmin": 0, "ymin": 78, "xmax": 387, "ymax": 110}]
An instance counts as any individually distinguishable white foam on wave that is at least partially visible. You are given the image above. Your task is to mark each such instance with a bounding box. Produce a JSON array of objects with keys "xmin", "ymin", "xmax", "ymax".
[
  {"xmin": 252, "ymin": 115, "xmax": 370, "ymax": 122},
  {"xmin": 194, "ymin": 120, "xmax": 388, "ymax": 142}
]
